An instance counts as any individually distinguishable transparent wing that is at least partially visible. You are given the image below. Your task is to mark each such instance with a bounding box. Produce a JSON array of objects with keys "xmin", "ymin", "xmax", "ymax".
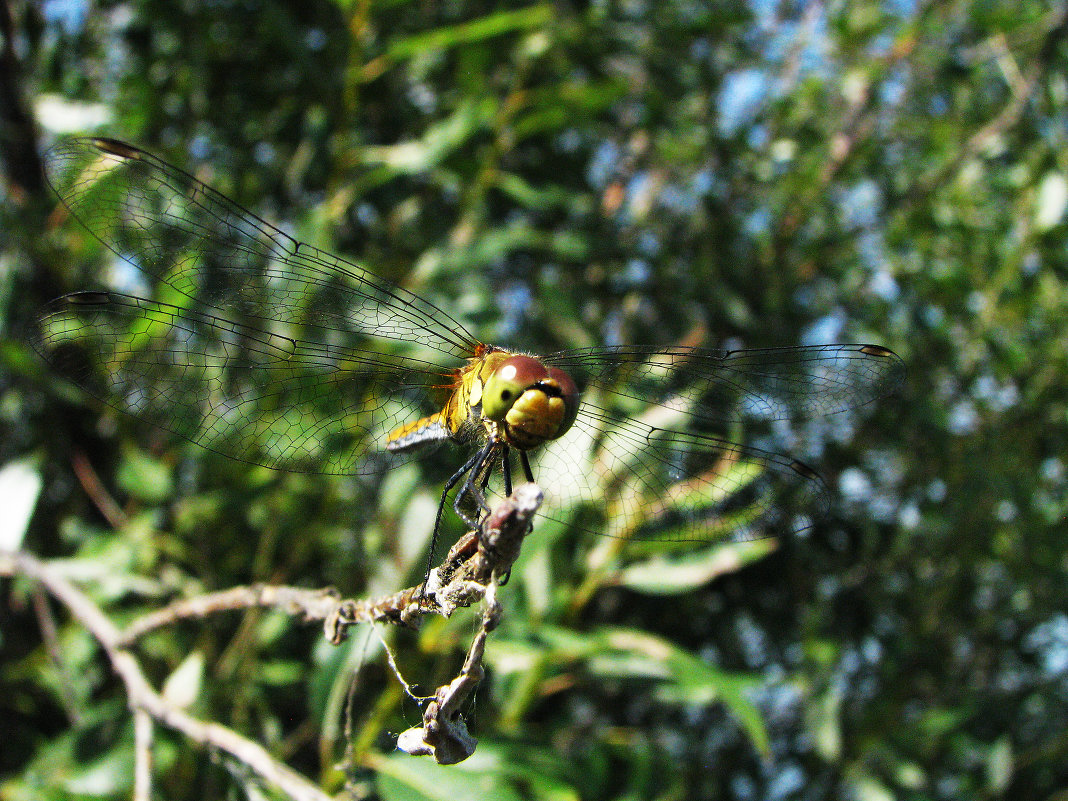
[
  {"xmin": 43, "ymin": 137, "xmax": 482, "ymax": 361},
  {"xmin": 34, "ymin": 137, "xmax": 490, "ymax": 473},
  {"xmin": 36, "ymin": 137, "xmax": 902, "ymax": 537},
  {"xmin": 33, "ymin": 291, "xmax": 452, "ymax": 474},
  {"xmin": 525, "ymin": 402, "xmax": 828, "ymax": 544},
  {"xmin": 543, "ymin": 343, "xmax": 905, "ymax": 426},
  {"xmin": 526, "ymin": 344, "xmax": 903, "ymax": 542}
]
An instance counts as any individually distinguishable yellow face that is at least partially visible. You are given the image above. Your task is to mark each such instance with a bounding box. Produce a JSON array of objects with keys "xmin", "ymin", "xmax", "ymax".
[{"xmin": 481, "ymin": 355, "xmax": 579, "ymax": 450}]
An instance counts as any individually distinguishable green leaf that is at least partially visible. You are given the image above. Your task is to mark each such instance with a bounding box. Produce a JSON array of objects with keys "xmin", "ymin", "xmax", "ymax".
[
  {"xmin": 0, "ymin": 458, "xmax": 42, "ymax": 551},
  {"xmin": 615, "ymin": 538, "xmax": 778, "ymax": 595},
  {"xmin": 162, "ymin": 651, "xmax": 205, "ymax": 709},
  {"xmin": 359, "ymin": 98, "xmax": 497, "ymax": 173},
  {"xmin": 590, "ymin": 626, "xmax": 770, "ymax": 756},
  {"xmin": 116, "ymin": 447, "xmax": 173, "ymax": 504},
  {"xmin": 1035, "ymin": 172, "xmax": 1068, "ymax": 231},
  {"xmin": 807, "ymin": 684, "xmax": 843, "ymax": 761},
  {"xmin": 0, "ymin": 703, "xmax": 134, "ymax": 800},
  {"xmin": 375, "ymin": 741, "xmax": 579, "ymax": 801},
  {"xmin": 986, "ymin": 735, "xmax": 1014, "ymax": 793},
  {"xmin": 492, "ymin": 624, "xmax": 770, "ymax": 757},
  {"xmin": 384, "ymin": 6, "xmax": 554, "ymax": 61},
  {"xmin": 847, "ymin": 774, "xmax": 896, "ymax": 801}
]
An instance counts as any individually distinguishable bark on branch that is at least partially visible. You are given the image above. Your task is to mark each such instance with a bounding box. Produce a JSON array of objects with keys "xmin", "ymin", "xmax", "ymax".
[{"xmin": 0, "ymin": 482, "xmax": 543, "ymax": 792}]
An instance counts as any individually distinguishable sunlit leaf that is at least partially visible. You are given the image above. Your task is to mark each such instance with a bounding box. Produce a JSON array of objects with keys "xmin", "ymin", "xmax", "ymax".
[
  {"xmin": 615, "ymin": 538, "xmax": 778, "ymax": 595},
  {"xmin": 162, "ymin": 651, "xmax": 205, "ymax": 709},
  {"xmin": 0, "ymin": 459, "xmax": 42, "ymax": 551}
]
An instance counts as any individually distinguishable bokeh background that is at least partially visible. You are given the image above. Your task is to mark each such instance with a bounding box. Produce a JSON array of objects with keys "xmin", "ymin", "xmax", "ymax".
[{"xmin": 2, "ymin": 1, "xmax": 1067, "ymax": 799}]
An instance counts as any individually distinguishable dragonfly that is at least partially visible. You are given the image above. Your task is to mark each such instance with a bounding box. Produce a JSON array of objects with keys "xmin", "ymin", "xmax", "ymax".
[{"xmin": 33, "ymin": 137, "xmax": 904, "ymax": 564}]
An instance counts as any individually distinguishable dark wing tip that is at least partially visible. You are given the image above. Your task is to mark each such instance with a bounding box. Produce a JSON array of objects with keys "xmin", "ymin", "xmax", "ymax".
[
  {"xmin": 63, "ymin": 290, "xmax": 114, "ymax": 306},
  {"xmin": 859, "ymin": 344, "xmax": 899, "ymax": 359},
  {"xmin": 788, "ymin": 459, "xmax": 823, "ymax": 482},
  {"xmin": 90, "ymin": 138, "xmax": 142, "ymax": 160},
  {"xmin": 859, "ymin": 343, "xmax": 906, "ymax": 396}
]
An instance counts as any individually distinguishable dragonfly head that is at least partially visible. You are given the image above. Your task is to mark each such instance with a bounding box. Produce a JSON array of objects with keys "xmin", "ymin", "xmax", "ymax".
[{"xmin": 481, "ymin": 354, "xmax": 579, "ymax": 450}]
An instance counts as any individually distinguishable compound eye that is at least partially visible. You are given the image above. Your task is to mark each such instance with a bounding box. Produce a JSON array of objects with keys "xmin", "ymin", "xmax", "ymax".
[
  {"xmin": 482, "ymin": 356, "xmax": 544, "ymax": 421},
  {"xmin": 547, "ymin": 366, "xmax": 580, "ymax": 435}
]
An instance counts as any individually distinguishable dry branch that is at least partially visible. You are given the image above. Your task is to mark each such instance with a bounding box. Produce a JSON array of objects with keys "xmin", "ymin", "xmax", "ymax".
[
  {"xmin": 0, "ymin": 481, "xmax": 544, "ymax": 792},
  {"xmin": 0, "ymin": 550, "xmax": 333, "ymax": 801}
]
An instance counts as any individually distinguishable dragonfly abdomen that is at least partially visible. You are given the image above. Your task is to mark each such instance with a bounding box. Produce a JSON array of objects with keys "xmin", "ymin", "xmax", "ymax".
[{"xmin": 385, "ymin": 412, "xmax": 452, "ymax": 453}]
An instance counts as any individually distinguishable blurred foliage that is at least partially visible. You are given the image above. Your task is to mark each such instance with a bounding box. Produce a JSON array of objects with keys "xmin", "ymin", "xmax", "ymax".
[{"xmin": 3, "ymin": 0, "xmax": 1068, "ymax": 799}]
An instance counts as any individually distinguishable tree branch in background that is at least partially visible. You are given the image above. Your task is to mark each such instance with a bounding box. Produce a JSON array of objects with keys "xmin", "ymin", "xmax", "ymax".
[
  {"xmin": 0, "ymin": 482, "xmax": 543, "ymax": 794},
  {"xmin": 905, "ymin": 5, "xmax": 1068, "ymax": 208},
  {"xmin": 0, "ymin": 0, "xmax": 43, "ymax": 197},
  {"xmin": 1, "ymin": 550, "xmax": 333, "ymax": 801},
  {"xmin": 394, "ymin": 483, "xmax": 543, "ymax": 764}
]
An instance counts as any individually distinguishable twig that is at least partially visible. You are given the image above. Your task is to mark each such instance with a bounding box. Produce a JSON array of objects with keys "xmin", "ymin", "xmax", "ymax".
[
  {"xmin": 395, "ymin": 580, "xmax": 502, "ymax": 764},
  {"xmin": 1, "ymin": 482, "xmax": 544, "ymax": 780},
  {"xmin": 392, "ymin": 483, "xmax": 543, "ymax": 764},
  {"xmin": 118, "ymin": 483, "xmax": 544, "ymax": 648},
  {"xmin": 776, "ymin": 1, "xmax": 930, "ymax": 239},
  {"xmin": 70, "ymin": 451, "xmax": 127, "ymax": 531},
  {"xmin": 118, "ymin": 584, "xmax": 345, "ymax": 644},
  {"xmin": 133, "ymin": 708, "xmax": 153, "ymax": 801},
  {"xmin": 31, "ymin": 583, "xmax": 81, "ymax": 724},
  {"xmin": 0, "ymin": 551, "xmax": 333, "ymax": 801},
  {"xmin": 904, "ymin": 6, "xmax": 1068, "ymax": 208}
]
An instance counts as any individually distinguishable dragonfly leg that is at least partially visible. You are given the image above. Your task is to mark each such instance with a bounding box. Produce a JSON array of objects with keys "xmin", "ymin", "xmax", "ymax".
[
  {"xmin": 501, "ymin": 445, "xmax": 513, "ymax": 497},
  {"xmin": 519, "ymin": 450, "xmax": 535, "ymax": 483},
  {"xmin": 467, "ymin": 452, "xmax": 496, "ymax": 520},
  {"xmin": 453, "ymin": 441, "xmax": 496, "ymax": 527},
  {"xmin": 417, "ymin": 444, "xmax": 489, "ymax": 598},
  {"xmin": 483, "ymin": 446, "xmax": 515, "ymax": 586},
  {"xmin": 502, "ymin": 450, "xmax": 537, "ymax": 578}
]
